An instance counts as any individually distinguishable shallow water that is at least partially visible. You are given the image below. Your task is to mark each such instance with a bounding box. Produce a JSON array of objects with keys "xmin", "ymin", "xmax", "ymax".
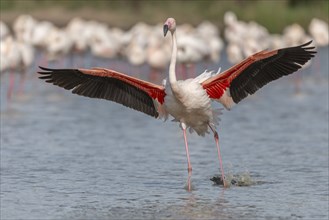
[{"xmin": 1, "ymin": 48, "xmax": 328, "ymax": 219}]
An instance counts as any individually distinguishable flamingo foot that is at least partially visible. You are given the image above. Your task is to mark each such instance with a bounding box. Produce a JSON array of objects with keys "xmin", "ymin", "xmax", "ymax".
[
  {"xmin": 18, "ymin": 72, "xmax": 27, "ymax": 95},
  {"xmin": 209, "ymin": 124, "xmax": 227, "ymax": 188},
  {"xmin": 7, "ymin": 71, "xmax": 15, "ymax": 102},
  {"xmin": 214, "ymin": 132, "xmax": 227, "ymax": 187}
]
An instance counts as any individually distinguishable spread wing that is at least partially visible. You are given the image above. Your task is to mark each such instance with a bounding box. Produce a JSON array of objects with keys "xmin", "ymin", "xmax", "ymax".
[
  {"xmin": 38, "ymin": 67, "xmax": 166, "ymax": 118},
  {"xmin": 202, "ymin": 41, "xmax": 316, "ymax": 109}
]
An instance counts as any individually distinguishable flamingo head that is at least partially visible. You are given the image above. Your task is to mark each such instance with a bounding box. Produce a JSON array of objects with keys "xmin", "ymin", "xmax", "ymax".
[{"xmin": 163, "ymin": 18, "xmax": 176, "ymax": 37}]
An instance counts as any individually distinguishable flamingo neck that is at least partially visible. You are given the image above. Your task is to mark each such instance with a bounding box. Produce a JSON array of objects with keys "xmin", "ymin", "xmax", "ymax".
[{"xmin": 169, "ymin": 31, "xmax": 177, "ymax": 85}]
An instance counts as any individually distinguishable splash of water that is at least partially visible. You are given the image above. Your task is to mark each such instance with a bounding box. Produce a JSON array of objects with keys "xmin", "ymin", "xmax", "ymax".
[{"xmin": 211, "ymin": 170, "xmax": 254, "ymax": 187}]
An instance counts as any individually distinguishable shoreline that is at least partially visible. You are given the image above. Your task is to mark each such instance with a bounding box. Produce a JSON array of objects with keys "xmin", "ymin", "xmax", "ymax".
[{"xmin": 1, "ymin": 1, "xmax": 328, "ymax": 33}]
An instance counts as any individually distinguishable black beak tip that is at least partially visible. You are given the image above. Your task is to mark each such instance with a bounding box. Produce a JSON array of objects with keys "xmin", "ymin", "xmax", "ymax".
[{"xmin": 163, "ymin": 24, "xmax": 169, "ymax": 37}]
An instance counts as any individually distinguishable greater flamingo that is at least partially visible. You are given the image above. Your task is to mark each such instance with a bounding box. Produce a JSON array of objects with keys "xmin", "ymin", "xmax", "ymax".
[
  {"xmin": 38, "ymin": 18, "xmax": 316, "ymax": 188},
  {"xmin": 0, "ymin": 21, "xmax": 10, "ymax": 40},
  {"xmin": 1, "ymin": 36, "xmax": 34, "ymax": 102},
  {"xmin": 308, "ymin": 18, "xmax": 329, "ymax": 47}
]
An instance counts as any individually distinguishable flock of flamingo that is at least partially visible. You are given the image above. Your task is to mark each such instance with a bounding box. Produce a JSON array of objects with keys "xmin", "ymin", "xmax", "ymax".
[{"xmin": 1, "ymin": 12, "xmax": 328, "ymax": 74}]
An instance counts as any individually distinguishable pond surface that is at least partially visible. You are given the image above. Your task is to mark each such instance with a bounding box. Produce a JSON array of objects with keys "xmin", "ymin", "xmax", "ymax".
[{"xmin": 1, "ymin": 47, "xmax": 328, "ymax": 219}]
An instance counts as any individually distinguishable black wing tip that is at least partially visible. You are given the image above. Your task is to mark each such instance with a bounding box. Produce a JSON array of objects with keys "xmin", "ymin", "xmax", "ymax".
[
  {"xmin": 38, "ymin": 66, "xmax": 82, "ymax": 76},
  {"xmin": 285, "ymin": 40, "xmax": 316, "ymax": 51},
  {"xmin": 38, "ymin": 66, "xmax": 54, "ymax": 76},
  {"xmin": 39, "ymin": 66, "xmax": 54, "ymax": 71},
  {"xmin": 300, "ymin": 40, "xmax": 317, "ymax": 53},
  {"xmin": 278, "ymin": 40, "xmax": 317, "ymax": 58},
  {"xmin": 301, "ymin": 40, "xmax": 313, "ymax": 47},
  {"xmin": 300, "ymin": 40, "xmax": 315, "ymax": 49},
  {"xmin": 38, "ymin": 66, "xmax": 80, "ymax": 71},
  {"xmin": 230, "ymin": 40, "xmax": 318, "ymax": 104}
]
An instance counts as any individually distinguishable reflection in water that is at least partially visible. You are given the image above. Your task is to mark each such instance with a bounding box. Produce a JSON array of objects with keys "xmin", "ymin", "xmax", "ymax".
[{"xmin": 184, "ymin": 170, "xmax": 193, "ymax": 191}]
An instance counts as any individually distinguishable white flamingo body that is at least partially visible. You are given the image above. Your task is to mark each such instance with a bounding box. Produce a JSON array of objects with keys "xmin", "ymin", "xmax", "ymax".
[
  {"xmin": 196, "ymin": 21, "xmax": 224, "ymax": 63},
  {"xmin": 66, "ymin": 17, "xmax": 90, "ymax": 52},
  {"xmin": 17, "ymin": 42, "xmax": 34, "ymax": 68},
  {"xmin": 31, "ymin": 21, "xmax": 54, "ymax": 48},
  {"xmin": 0, "ymin": 38, "xmax": 11, "ymax": 72},
  {"xmin": 46, "ymin": 27, "xmax": 73, "ymax": 60},
  {"xmin": 126, "ymin": 42, "xmax": 146, "ymax": 66},
  {"xmin": 283, "ymin": 23, "xmax": 308, "ymax": 46},
  {"xmin": 0, "ymin": 21, "xmax": 10, "ymax": 40},
  {"xmin": 1, "ymin": 36, "xmax": 34, "ymax": 101},
  {"xmin": 1, "ymin": 36, "xmax": 34, "ymax": 72},
  {"xmin": 13, "ymin": 14, "xmax": 36, "ymax": 44},
  {"xmin": 163, "ymin": 72, "xmax": 217, "ymax": 135},
  {"xmin": 1, "ymin": 37, "xmax": 21, "ymax": 70},
  {"xmin": 147, "ymin": 46, "xmax": 170, "ymax": 71},
  {"xmin": 309, "ymin": 18, "xmax": 329, "ymax": 47},
  {"xmin": 226, "ymin": 43, "xmax": 243, "ymax": 64},
  {"xmin": 177, "ymin": 35, "xmax": 208, "ymax": 64},
  {"xmin": 124, "ymin": 23, "xmax": 152, "ymax": 66},
  {"xmin": 89, "ymin": 23, "xmax": 123, "ymax": 59}
]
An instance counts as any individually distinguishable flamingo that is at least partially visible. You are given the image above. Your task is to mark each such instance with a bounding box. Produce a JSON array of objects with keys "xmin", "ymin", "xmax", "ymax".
[
  {"xmin": 146, "ymin": 33, "xmax": 171, "ymax": 79},
  {"xmin": 46, "ymin": 27, "xmax": 73, "ymax": 62},
  {"xmin": 13, "ymin": 14, "xmax": 37, "ymax": 44},
  {"xmin": 308, "ymin": 18, "xmax": 329, "ymax": 47},
  {"xmin": 0, "ymin": 35, "xmax": 34, "ymax": 104},
  {"xmin": 0, "ymin": 21, "xmax": 10, "ymax": 40},
  {"xmin": 38, "ymin": 18, "xmax": 316, "ymax": 188}
]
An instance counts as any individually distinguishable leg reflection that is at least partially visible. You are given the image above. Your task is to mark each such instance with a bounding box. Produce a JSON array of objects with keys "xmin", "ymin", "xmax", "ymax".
[{"xmin": 185, "ymin": 170, "xmax": 192, "ymax": 191}]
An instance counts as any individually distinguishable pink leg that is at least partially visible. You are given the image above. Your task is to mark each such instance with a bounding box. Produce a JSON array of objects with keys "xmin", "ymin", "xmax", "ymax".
[
  {"xmin": 189, "ymin": 63, "xmax": 196, "ymax": 78},
  {"xmin": 182, "ymin": 126, "xmax": 192, "ymax": 172},
  {"xmin": 186, "ymin": 169, "xmax": 192, "ymax": 191},
  {"xmin": 59, "ymin": 56, "xmax": 66, "ymax": 68},
  {"xmin": 179, "ymin": 64, "xmax": 188, "ymax": 80},
  {"xmin": 150, "ymin": 67, "xmax": 158, "ymax": 82},
  {"xmin": 209, "ymin": 125, "xmax": 226, "ymax": 187},
  {"xmin": 7, "ymin": 70, "xmax": 15, "ymax": 101},
  {"xmin": 18, "ymin": 71, "xmax": 26, "ymax": 94},
  {"xmin": 40, "ymin": 52, "xmax": 48, "ymax": 67}
]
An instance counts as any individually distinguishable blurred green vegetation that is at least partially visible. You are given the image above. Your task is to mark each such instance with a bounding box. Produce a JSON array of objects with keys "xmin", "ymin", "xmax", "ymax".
[{"xmin": 1, "ymin": 0, "xmax": 328, "ymax": 33}]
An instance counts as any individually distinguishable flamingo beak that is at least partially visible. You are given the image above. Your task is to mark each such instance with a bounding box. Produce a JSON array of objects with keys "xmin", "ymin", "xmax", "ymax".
[{"xmin": 163, "ymin": 24, "xmax": 169, "ymax": 37}]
